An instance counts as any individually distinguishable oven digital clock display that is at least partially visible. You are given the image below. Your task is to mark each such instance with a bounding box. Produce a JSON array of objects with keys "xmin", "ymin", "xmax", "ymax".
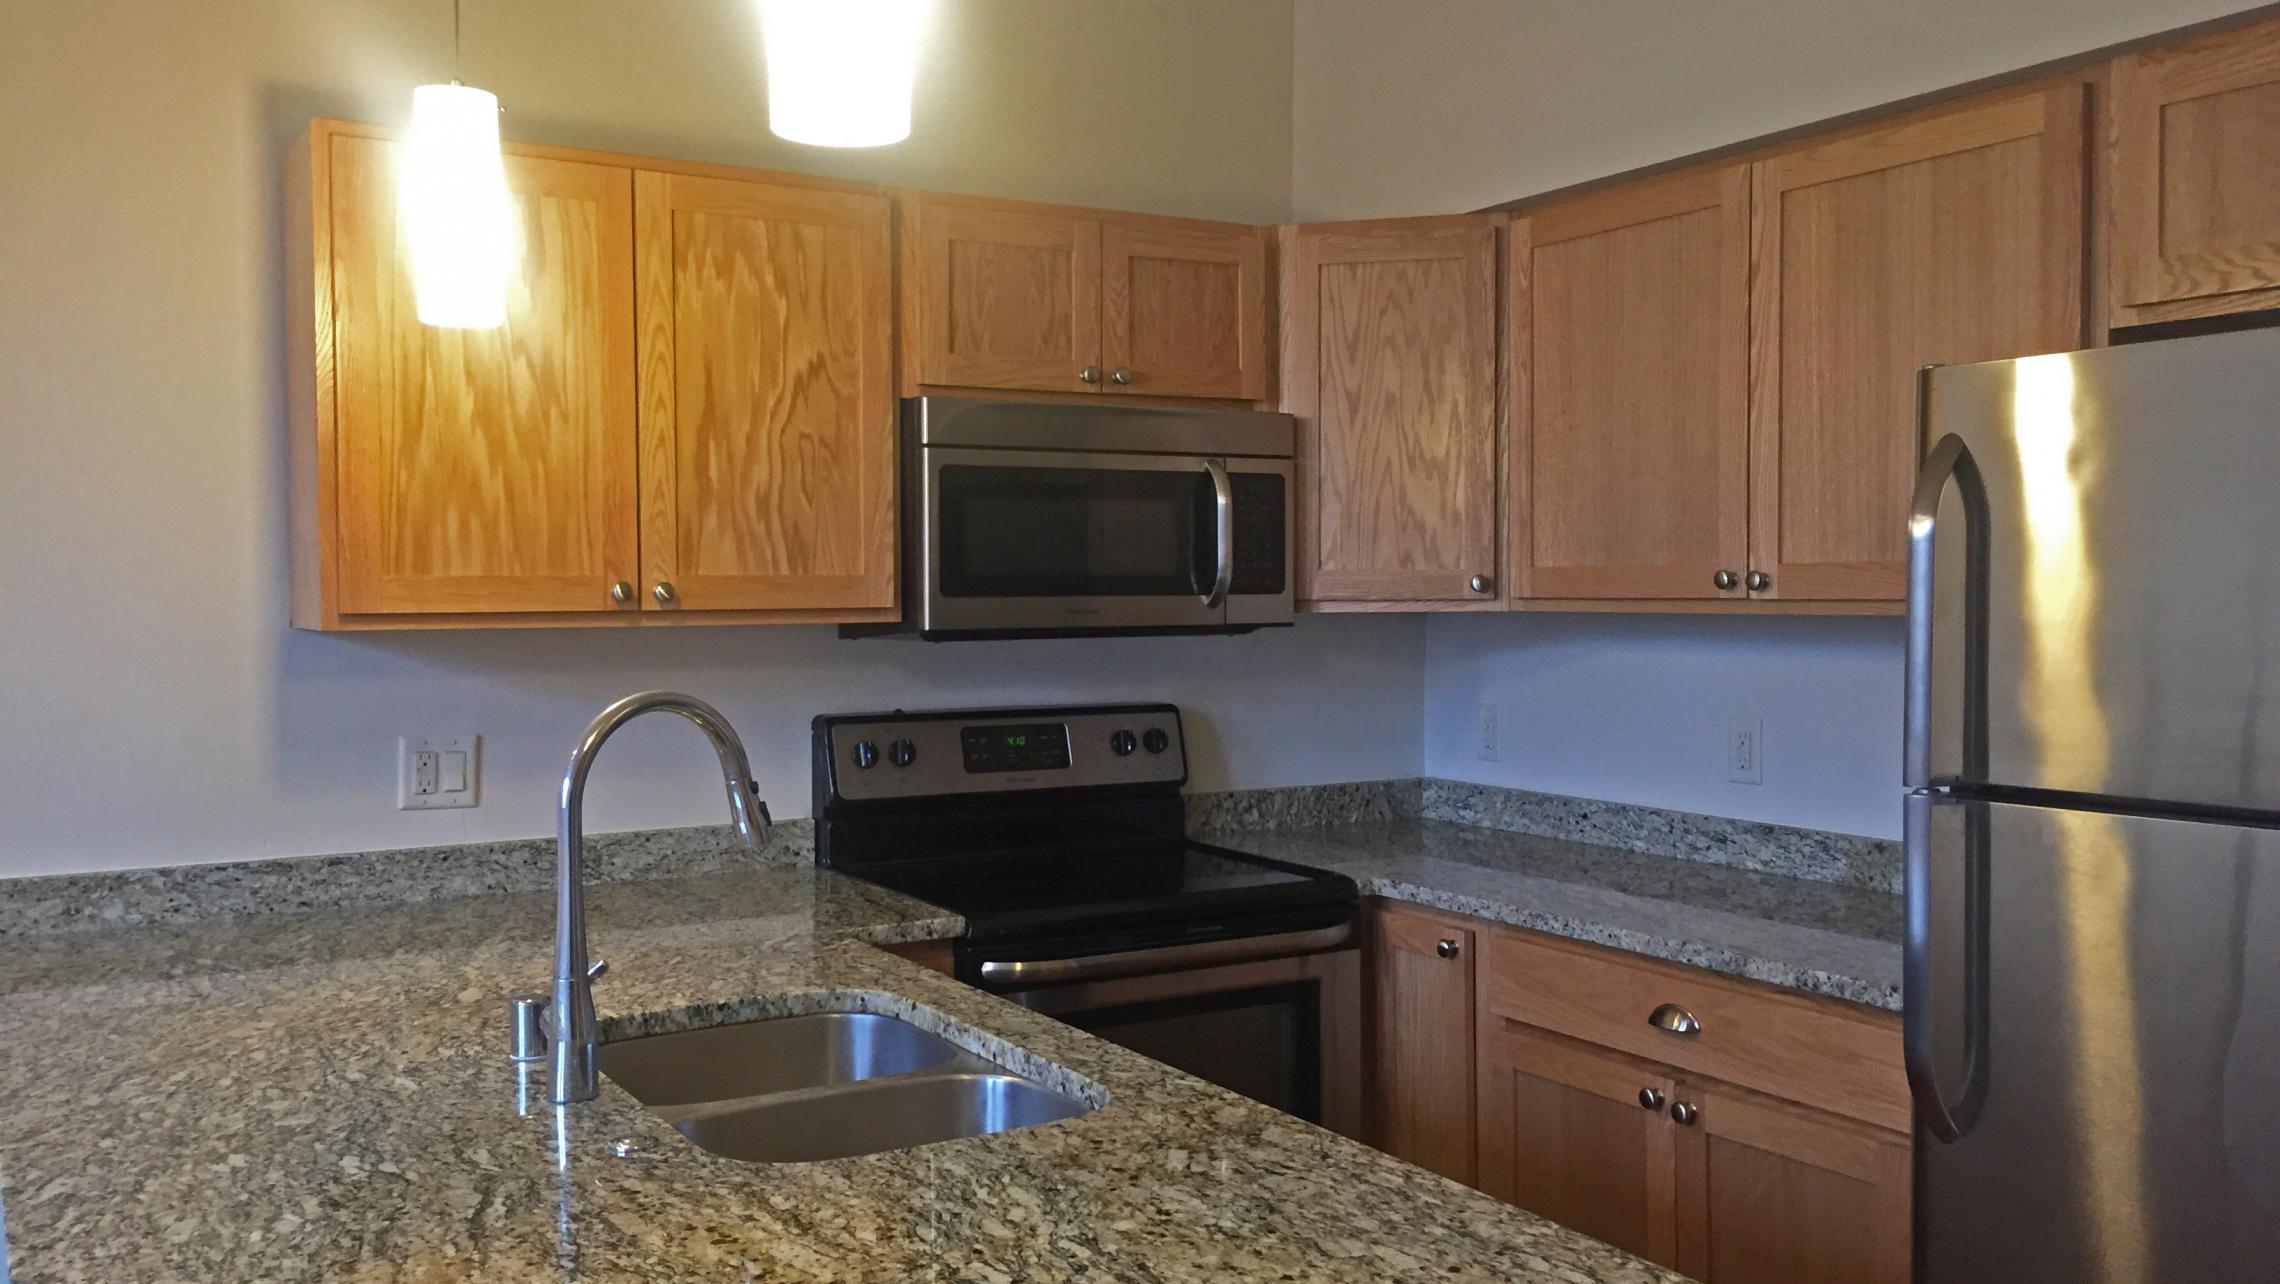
[{"xmin": 959, "ymin": 722, "xmax": 1072, "ymax": 773}]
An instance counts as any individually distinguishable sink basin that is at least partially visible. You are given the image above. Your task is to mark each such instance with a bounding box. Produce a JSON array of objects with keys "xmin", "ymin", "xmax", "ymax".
[{"xmin": 599, "ymin": 1010, "xmax": 1097, "ymax": 1163}]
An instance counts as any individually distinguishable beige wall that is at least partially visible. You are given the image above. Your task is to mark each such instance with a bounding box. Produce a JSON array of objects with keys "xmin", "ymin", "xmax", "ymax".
[{"xmin": 1290, "ymin": 0, "xmax": 2266, "ymax": 219}]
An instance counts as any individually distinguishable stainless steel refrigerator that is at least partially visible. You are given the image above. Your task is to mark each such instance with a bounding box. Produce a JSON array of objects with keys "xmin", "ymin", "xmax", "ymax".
[{"xmin": 1906, "ymin": 327, "xmax": 2280, "ymax": 1282}]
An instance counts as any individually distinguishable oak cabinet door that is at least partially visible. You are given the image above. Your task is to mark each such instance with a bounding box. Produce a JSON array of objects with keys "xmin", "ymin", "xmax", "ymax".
[
  {"xmin": 1749, "ymin": 85, "xmax": 2085, "ymax": 601},
  {"xmin": 904, "ymin": 197, "xmax": 1101, "ymax": 393},
  {"xmin": 634, "ymin": 171, "xmax": 895, "ymax": 612},
  {"xmin": 1282, "ymin": 216, "xmax": 1501, "ymax": 605},
  {"xmin": 1478, "ymin": 1020, "xmax": 1684, "ymax": 1267},
  {"xmin": 327, "ymin": 135, "xmax": 639, "ymax": 616},
  {"xmin": 1101, "ymin": 217, "xmax": 1268, "ymax": 400},
  {"xmin": 1672, "ymin": 1080, "xmax": 1911, "ymax": 1284},
  {"xmin": 2111, "ymin": 15, "xmax": 2280, "ymax": 327},
  {"xmin": 1512, "ymin": 166, "xmax": 1749, "ymax": 602},
  {"xmin": 1369, "ymin": 904, "xmax": 1477, "ymax": 1184}
]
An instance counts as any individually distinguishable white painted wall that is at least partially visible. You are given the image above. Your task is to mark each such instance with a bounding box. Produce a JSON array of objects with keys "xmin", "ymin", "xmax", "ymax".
[{"xmin": 1424, "ymin": 615, "xmax": 1905, "ymax": 839}]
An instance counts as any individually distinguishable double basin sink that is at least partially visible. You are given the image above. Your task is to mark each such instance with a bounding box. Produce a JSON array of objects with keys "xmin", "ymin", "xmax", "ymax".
[{"xmin": 598, "ymin": 1011, "xmax": 1095, "ymax": 1163}]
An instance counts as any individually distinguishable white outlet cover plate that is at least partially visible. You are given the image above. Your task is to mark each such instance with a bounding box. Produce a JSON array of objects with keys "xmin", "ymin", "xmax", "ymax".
[
  {"xmin": 399, "ymin": 735, "xmax": 480, "ymax": 810},
  {"xmin": 1727, "ymin": 717, "xmax": 1763, "ymax": 785}
]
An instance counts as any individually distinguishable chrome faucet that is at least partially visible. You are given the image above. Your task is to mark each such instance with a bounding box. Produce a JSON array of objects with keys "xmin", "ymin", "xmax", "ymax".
[{"xmin": 543, "ymin": 691, "xmax": 769, "ymax": 1104}]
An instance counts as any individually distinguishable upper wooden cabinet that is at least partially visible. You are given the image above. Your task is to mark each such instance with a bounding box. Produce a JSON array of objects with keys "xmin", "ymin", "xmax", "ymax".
[
  {"xmin": 2110, "ymin": 14, "xmax": 2280, "ymax": 328},
  {"xmin": 1748, "ymin": 84, "xmax": 2086, "ymax": 602},
  {"xmin": 901, "ymin": 195, "xmax": 1268, "ymax": 400},
  {"xmin": 1281, "ymin": 216, "xmax": 1502, "ymax": 606},
  {"xmin": 1511, "ymin": 165, "xmax": 1750, "ymax": 603},
  {"xmin": 633, "ymin": 171, "xmax": 895, "ymax": 614}
]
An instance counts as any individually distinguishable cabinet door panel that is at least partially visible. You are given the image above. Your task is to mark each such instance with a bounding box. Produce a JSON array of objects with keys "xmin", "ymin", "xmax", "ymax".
[
  {"xmin": 2111, "ymin": 15, "xmax": 2280, "ymax": 324},
  {"xmin": 907, "ymin": 199, "xmax": 1100, "ymax": 393},
  {"xmin": 635, "ymin": 171, "xmax": 894, "ymax": 611},
  {"xmin": 329, "ymin": 135, "xmax": 638, "ymax": 615},
  {"xmin": 1513, "ymin": 166, "xmax": 1749, "ymax": 600},
  {"xmin": 1369, "ymin": 904, "xmax": 1476, "ymax": 1183},
  {"xmin": 1284, "ymin": 217, "xmax": 1500, "ymax": 604},
  {"xmin": 1102, "ymin": 218, "xmax": 1267, "ymax": 399},
  {"xmin": 1750, "ymin": 86, "xmax": 2084, "ymax": 601}
]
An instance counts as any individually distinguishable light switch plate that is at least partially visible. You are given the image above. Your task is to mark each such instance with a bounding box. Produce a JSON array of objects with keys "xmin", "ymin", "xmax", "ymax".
[{"xmin": 399, "ymin": 735, "xmax": 480, "ymax": 809}]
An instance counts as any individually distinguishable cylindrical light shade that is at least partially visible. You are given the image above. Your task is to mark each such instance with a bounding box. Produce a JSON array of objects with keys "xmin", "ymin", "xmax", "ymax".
[
  {"xmin": 400, "ymin": 82, "xmax": 514, "ymax": 328},
  {"xmin": 758, "ymin": 0, "xmax": 930, "ymax": 147}
]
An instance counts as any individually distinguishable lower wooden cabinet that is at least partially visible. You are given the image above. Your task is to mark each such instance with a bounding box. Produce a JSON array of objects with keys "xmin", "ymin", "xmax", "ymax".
[{"xmin": 1368, "ymin": 903, "xmax": 1477, "ymax": 1183}]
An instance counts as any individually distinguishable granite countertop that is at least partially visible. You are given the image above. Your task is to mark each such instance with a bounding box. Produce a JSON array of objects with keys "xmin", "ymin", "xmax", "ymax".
[
  {"xmin": 1204, "ymin": 818, "xmax": 1904, "ymax": 1010},
  {"xmin": 0, "ymin": 862, "xmax": 1680, "ymax": 1284}
]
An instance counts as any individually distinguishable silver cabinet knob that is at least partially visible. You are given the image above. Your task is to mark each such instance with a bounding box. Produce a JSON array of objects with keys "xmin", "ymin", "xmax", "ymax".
[
  {"xmin": 1435, "ymin": 938, "xmax": 1460, "ymax": 960},
  {"xmin": 609, "ymin": 581, "xmax": 634, "ymax": 605},
  {"xmin": 1745, "ymin": 570, "xmax": 1771, "ymax": 592},
  {"xmin": 1713, "ymin": 569, "xmax": 1739, "ymax": 591},
  {"xmin": 1078, "ymin": 365, "xmax": 1102, "ymax": 384},
  {"xmin": 1110, "ymin": 367, "xmax": 1133, "ymax": 385},
  {"xmin": 1669, "ymin": 1101, "xmax": 1700, "ymax": 1126},
  {"xmin": 1468, "ymin": 574, "xmax": 1492, "ymax": 594},
  {"xmin": 652, "ymin": 581, "xmax": 678, "ymax": 606},
  {"xmin": 1647, "ymin": 1003, "xmax": 1702, "ymax": 1037},
  {"xmin": 1638, "ymin": 1087, "xmax": 1664, "ymax": 1111}
]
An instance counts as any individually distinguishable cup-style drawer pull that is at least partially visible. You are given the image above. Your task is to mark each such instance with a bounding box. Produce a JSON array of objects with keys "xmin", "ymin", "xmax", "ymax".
[{"xmin": 1647, "ymin": 1003, "xmax": 1702, "ymax": 1037}]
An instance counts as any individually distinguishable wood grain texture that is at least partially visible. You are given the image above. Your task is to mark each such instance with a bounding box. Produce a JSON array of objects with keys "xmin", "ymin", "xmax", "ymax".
[
  {"xmin": 327, "ymin": 132, "xmax": 639, "ymax": 616},
  {"xmin": 1749, "ymin": 83, "xmax": 2086, "ymax": 602},
  {"xmin": 634, "ymin": 171, "xmax": 895, "ymax": 612},
  {"xmin": 1511, "ymin": 166, "xmax": 1749, "ymax": 602},
  {"xmin": 286, "ymin": 128, "xmax": 331, "ymax": 628},
  {"xmin": 1477, "ymin": 1020, "xmax": 1683, "ymax": 1268},
  {"xmin": 1101, "ymin": 216, "xmax": 1268, "ymax": 399},
  {"xmin": 1281, "ymin": 216, "xmax": 1501, "ymax": 605},
  {"xmin": 904, "ymin": 196, "xmax": 1100, "ymax": 393},
  {"xmin": 2111, "ymin": 14, "xmax": 2280, "ymax": 323},
  {"xmin": 1367, "ymin": 902, "xmax": 1478, "ymax": 1184},
  {"xmin": 1480, "ymin": 925, "xmax": 1910, "ymax": 1133}
]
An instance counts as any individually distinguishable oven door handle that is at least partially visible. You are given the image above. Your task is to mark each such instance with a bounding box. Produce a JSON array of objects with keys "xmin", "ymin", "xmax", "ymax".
[
  {"xmin": 977, "ymin": 921, "xmax": 1351, "ymax": 986},
  {"xmin": 1201, "ymin": 458, "xmax": 1234, "ymax": 609}
]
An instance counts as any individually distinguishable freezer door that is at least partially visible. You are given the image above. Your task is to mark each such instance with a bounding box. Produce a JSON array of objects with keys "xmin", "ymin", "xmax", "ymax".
[
  {"xmin": 1907, "ymin": 791, "xmax": 2280, "ymax": 1283},
  {"xmin": 1909, "ymin": 328, "xmax": 2280, "ymax": 810}
]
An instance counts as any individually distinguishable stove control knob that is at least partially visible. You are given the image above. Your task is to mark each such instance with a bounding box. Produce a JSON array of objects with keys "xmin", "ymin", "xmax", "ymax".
[
  {"xmin": 851, "ymin": 740, "xmax": 879, "ymax": 770},
  {"xmin": 887, "ymin": 739, "xmax": 918, "ymax": 768},
  {"xmin": 1142, "ymin": 728, "xmax": 1171, "ymax": 755},
  {"xmin": 1109, "ymin": 730, "xmax": 1138, "ymax": 756}
]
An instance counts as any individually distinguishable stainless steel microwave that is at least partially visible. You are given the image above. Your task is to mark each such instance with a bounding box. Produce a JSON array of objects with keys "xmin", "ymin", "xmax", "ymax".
[{"xmin": 851, "ymin": 397, "xmax": 1295, "ymax": 640}]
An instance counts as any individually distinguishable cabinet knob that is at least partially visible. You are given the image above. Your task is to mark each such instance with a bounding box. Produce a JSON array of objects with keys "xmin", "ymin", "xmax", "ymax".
[
  {"xmin": 652, "ymin": 581, "xmax": 678, "ymax": 606},
  {"xmin": 609, "ymin": 581, "xmax": 634, "ymax": 605},
  {"xmin": 1468, "ymin": 574, "xmax": 1492, "ymax": 594},
  {"xmin": 1078, "ymin": 365, "xmax": 1102, "ymax": 384},
  {"xmin": 1713, "ymin": 569, "xmax": 1739, "ymax": 591},
  {"xmin": 1669, "ymin": 1101, "xmax": 1700, "ymax": 1126},
  {"xmin": 1638, "ymin": 1087, "xmax": 1664, "ymax": 1111},
  {"xmin": 1647, "ymin": 1003, "xmax": 1702, "ymax": 1037},
  {"xmin": 1110, "ymin": 367, "xmax": 1134, "ymax": 385},
  {"xmin": 1745, "ymin": 570, "xmax": 1771, "ymax": 592},
  {"xmin": 1435, "ymin": 938, "xmax": 1460, "ymax": 959}
]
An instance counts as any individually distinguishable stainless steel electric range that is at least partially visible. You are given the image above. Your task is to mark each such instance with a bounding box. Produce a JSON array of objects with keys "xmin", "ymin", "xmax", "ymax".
[{"xmin": 812, "ymin": 702, "xmax": 1362, "ymax": 1135}]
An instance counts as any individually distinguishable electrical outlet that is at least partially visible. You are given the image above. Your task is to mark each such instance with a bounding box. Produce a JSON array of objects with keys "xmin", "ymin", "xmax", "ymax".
[
  {"xmin": 400, "ymin": 735, "xmax": 480, "ymax": 810},
  {"xmin": 1728, "ymin": 717, "xmax": 1763, "ymax": 785},
  {"xmin": 1477, "ymin": 702, "xmax": 1501, "ymax": 762}
]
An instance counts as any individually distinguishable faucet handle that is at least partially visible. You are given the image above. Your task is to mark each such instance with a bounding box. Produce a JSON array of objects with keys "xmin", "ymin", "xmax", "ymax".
[{"xmin": 586, "ymin": 958, "xmax": 608, "ymax": 983}]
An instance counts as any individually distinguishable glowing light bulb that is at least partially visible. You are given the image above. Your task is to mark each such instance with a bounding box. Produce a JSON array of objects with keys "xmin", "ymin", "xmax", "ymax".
[
  {"xmin": 758, "ymin": 0, "xmax": 931, "ymax": 148},
  {"xmin": 401, "ymin": 82, "xmax": 513, "ymax": 328}
]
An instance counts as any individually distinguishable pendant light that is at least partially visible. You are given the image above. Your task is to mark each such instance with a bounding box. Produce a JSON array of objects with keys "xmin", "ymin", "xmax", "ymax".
[
  {"xmin": 402, "ymin": 0, "xmax": 513, "ymax": 328},
  {"xmin": 758, "ymin": 0, "xmax": 931, "ymax": 148}
]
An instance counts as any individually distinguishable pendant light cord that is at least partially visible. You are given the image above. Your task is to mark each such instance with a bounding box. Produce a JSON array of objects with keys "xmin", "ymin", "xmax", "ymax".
[{"xmin": 451, "ymin": 0, "xmax": 463, "ymax": 84}]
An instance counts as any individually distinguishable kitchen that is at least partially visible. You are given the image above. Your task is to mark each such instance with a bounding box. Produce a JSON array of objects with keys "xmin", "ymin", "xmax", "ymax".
[{"xmin": 3, "ymin": 0, "xmax": 2278, "ymax": 1280}]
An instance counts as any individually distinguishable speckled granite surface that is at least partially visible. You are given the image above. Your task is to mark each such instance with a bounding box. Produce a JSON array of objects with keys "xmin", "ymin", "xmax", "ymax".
[
  {"xmin": 1185, "ymin": 779, "xmax": 1423, "ymax": 834},
  {"xmin": 1205, "ymin": 819, "xmax": 1904, "ymax": 1010},
  {"xmin": 0, "ymin": 862, "xmax": 1680, "ymax": 1284}
]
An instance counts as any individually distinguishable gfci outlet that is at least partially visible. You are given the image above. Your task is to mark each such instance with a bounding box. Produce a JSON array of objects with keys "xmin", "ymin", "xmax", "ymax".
[
  {"xmin": 1728, "ymin": 717, "xmax": 1764, "ymax": 785},
  {"xmin": 399, "ymin": 735, "xmax": 481, "ymax": 810},
  {"xmin": 1477, "ymin": 702, "xmax": 1501, "ymax": 762}
]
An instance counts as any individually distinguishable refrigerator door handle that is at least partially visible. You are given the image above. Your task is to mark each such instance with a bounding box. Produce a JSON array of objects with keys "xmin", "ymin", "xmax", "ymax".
[
  {"xmin": 1904, "ymin": 789, "xmax": 1992, "ymax": 1143},
  {"xmin": 1905, "ymin": 422, "xmax": 1991, "ymax": 788}
]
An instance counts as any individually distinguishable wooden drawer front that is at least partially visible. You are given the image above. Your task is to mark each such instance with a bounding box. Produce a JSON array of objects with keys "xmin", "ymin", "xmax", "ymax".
[{"xmin": 1481, "ymin": 928, "xmax": 1908, "ymax": 1132}]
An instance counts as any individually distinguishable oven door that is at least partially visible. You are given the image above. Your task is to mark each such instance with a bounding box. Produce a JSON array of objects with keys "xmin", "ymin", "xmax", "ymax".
[
  {"xmin": 917, "ymin": 447, "xmax": 1290, "ymax": 634},
  {"xmin": 990, "ymin": 941, "xmax": 1363, "ymax": 1139}
]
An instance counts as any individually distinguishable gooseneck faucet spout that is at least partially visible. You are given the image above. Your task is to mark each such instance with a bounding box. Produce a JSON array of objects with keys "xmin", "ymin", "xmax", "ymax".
[{"xmin": 548, "ymin": 691, "xmax": 769, "ymax": 1104}]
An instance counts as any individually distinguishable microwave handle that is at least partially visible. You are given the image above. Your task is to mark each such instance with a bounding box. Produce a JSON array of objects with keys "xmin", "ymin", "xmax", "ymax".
[{"xmin": 1202, "ymin": 459, "xmax": 1233, "ymax": 608}]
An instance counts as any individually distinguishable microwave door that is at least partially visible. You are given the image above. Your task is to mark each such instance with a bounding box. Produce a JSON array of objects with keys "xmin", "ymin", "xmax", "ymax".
[{"xmin": 919, "ymin": 448, "xmax": 1228, "ymax": 633}]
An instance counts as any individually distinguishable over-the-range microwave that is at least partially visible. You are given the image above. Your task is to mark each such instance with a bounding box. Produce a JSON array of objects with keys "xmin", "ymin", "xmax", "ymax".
[{"xmin": 844, "ymin": 397, "xmax": 1295, "ymax": 640}]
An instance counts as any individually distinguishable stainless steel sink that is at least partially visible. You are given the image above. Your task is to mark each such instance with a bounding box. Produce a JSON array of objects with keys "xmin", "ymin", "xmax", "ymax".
[{"xmin": 598, "ymin": 1011, "xmax": 1096, "ymax": 1163}]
